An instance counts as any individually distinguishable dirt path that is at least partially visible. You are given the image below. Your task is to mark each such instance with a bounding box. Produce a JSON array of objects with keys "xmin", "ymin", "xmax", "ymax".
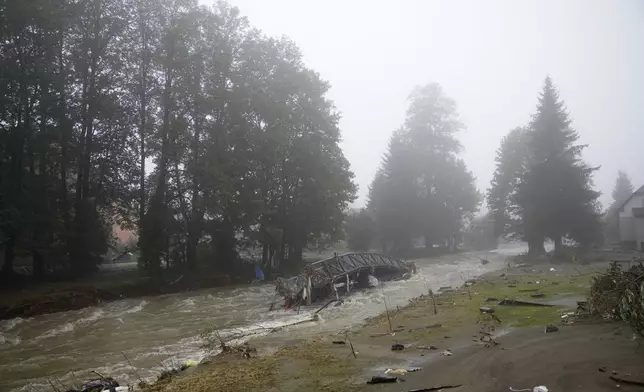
[{"xmin": 373, "ymin": 323, "xmax": 644, "ymax": 392}]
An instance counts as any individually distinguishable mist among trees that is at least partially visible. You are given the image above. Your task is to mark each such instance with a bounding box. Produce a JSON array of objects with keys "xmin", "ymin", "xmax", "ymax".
[
  {"xmin": 0, "ymin": 0, "xmax": 356, "ymax": 282},
  {"xmin": 488, "ymin": 77, "xmax": 602, "ymax": 255},
  {"xmin": 365, "ymin": 83, "xmax": 480, "ymax": 254},
  {"xmin": 0, "ymin": 0, "xmax": 610, "ymax": 286}
]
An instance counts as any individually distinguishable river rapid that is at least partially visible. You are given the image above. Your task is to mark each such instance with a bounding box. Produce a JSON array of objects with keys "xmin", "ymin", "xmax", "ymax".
[{"xmin": 0, "ymin": 246, "xmax": 524, "ymax": 391}]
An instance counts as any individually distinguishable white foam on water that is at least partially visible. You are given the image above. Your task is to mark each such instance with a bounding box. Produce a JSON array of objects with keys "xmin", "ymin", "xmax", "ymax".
[
  {"xmin": 35, "ymin": 322, "xmax": 75, "ymax": 341},
  {"xmin": 75, "ymin": 309, "xmax": 105, "ymax": 326},
  {"xmin": 0, "ymin": 332, "xmax": 21, "ymax": 347},
  {"xmin": 4, "ymin": 249, "xmax": 522, "ymax": 392},
  {"xmin": 1, "ymin": 317, "xmax": 24, "ymax": 332},
  {"xmin": 109, "ymin": 300, "xmax": 148, "ymax": 318}
]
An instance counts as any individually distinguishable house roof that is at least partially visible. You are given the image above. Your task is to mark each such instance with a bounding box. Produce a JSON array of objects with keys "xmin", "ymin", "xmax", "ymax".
[{"xmin": 618, "ymin": 185, "xmax": 644, "ymax": 213}]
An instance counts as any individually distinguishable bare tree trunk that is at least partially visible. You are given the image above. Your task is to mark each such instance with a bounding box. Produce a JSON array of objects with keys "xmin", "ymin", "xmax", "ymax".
[{"xmin": 528, "ymin": 237, "xmax": 545, "ymax": 256}]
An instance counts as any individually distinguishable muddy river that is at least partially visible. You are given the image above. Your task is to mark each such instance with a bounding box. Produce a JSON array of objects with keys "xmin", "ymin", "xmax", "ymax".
[{"xmin": 0, "ymin": 246, "xmax": 525, "ymax": 391}]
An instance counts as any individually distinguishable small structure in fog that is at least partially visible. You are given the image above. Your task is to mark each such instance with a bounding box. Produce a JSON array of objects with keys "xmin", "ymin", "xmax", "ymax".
[{"xmin": 617, "ymin": 185, "xmax": 644, "ymax": 251}]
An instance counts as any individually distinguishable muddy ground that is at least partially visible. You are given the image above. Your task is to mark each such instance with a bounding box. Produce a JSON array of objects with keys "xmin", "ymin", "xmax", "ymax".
[{"xmin": 142, "ymin": 259, "xmax": 644, "ymax": 392}]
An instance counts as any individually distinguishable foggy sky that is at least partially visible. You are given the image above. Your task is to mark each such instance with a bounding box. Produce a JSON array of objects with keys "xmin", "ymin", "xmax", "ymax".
[{"xmin": 200, "ymin": 0, "xmax": 644, "ymax": 210}]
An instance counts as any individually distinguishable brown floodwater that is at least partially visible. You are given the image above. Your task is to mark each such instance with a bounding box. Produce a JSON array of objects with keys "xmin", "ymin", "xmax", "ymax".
[{"xmin": 0, "ymin": 245, "xmax": 525, "ymax": 391}]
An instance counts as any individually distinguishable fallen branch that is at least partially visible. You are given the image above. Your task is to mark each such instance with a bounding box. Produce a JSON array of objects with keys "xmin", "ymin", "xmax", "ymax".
[
  {"xmin": 46, "ymin": 378, "xmax": 60, "ymax": 392},
  {"xmin": 407, "ymin": 384, "xmax": 462, "ymax": 391},
  {"xmin": 121, "ymin": 351, "xmax": 144, "ymax": 387},
  {"xmin": 610, "ymin": 375, "xmax": 644, "ymax": 386},
  {"xmin": 315, "ymin": 299, "xmax": 340, "ymax": 315},
  {"xmin": 498, "ymin": 299, "xmax": 553, "ymax": 307}
]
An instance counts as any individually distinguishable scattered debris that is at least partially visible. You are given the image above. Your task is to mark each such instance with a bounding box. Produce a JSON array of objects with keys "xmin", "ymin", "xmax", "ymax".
[
  {"xmin": 519, "ymin": 289, "xmax": 539, "ymax": 292},
  {"xmin": 481, "ymin": 258, "xmax": 489, "ymax": 265},
  {"xmin": 530, "ymin": 293, "xmax": 546, "ymax": 298},
  {"xmin": 508, "ymin": 284, "xmax": 517, "ymax": 288},
  {"xmin": 589, "ymin": 261, "xmax": 644, "ymax": 338},
  {"xmin": 509, "ymin": 386, "xmax": 548, "ymax": 392},
  {"xmin": 71, "ymin": 377, "xmax": 121, "ymax": 392},
  {"xmin": 391, "ymin": 344, "xmax": 405, "ymax": 351},
  {"xmin": 550, "ymin": 268, "xmax": 556, "ymax": 272},
  {"xmin": 610, "ymin": 375, "xmax": 644, "ymax": 387},
  {"xmin": 599, "ymin": 367, "xmax": 607, "ymax": 372},
  {"xmin": 499, "ymin": 299, "xmax": 553, "ymax": 307},
  {"xmin": 479, "ymin": 325, "xmax": 500, "ymax": 347},
  {"xmin": 486, "ymin": 297, "xmax": 501, "ymax": 302},
  {"xmin": 332, "ymin": 341, "xmax": 346, "ymax": 345},
  {"xmin": 367, "ymin": 376, "xmax": 403, "ymax": 384},
  {"xmin": 407, "ymin": 385, "xmax": 462, "ymax": 392},
  {"xmin": 315, "ymin": 299, "xmax": 342, "ymax": 315},
  {"xmin": 544, "ymin": 324, "xmax": 559, "ymax": 333},
  {"xmin": 418, "ymin": 345, "xmax": 439, "ymax": 350},
  {"xmin": 371, "ymin": 332, "xmax": 395, "ymax": 338},
  {"xmin": 440, "ymin": 349, "xmax": 452, "ymax": 356},
  {"xmin": 479, "ymin": 306, "xmax": 495, "ymax": 313},
  {"xmin": 385, "ymin": 367, "xmax": 422, "ymax": 375}
]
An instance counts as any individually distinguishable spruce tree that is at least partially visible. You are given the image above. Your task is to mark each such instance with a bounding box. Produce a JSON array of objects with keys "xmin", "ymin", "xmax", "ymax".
[
  {"xmin": 604, "ymin": 170, "xmax": 635, "ymax": 243},
  {"xmin": 517, "ymin": 77, "xmax": 601, "ymax": 254},
  {"xmin": 612, "ymin": 171, "xmax": 635, "ymax": 206}
]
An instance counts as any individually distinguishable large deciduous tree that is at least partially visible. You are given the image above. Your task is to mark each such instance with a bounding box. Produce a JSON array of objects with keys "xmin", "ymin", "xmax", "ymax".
[{"xmin": 0, "ymin": 0, "xmax": 356, "ymax": 282}]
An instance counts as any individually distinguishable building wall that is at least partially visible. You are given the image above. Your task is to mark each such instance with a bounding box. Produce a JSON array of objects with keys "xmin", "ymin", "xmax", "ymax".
[
  {"xmin": 619, "ymin": 194, "xmax": 644, "ymax": 218},
  {"xmin": 619, "ymin": 194, "xmax": 644, "ymax": 245},
  {"xmin": 635, "ymin": 217, "xmax": 644, "ymax": 251}
]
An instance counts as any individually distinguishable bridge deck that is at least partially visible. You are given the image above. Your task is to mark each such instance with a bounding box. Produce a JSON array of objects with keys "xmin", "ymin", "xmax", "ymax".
[{"xmin": 275, "ymin": 252, "xmax": 414, "ymax": 299}]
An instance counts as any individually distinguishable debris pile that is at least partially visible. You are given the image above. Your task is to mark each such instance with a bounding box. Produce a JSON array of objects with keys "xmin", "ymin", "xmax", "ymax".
[{"xmin": 589, "ymin": 261, "xmax": 644, "ymax": 337}]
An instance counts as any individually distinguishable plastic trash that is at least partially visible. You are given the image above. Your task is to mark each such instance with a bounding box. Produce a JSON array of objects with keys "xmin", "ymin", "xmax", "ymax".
[
  {"xmin": 440, "ymin": 349, "xmax": 452, "ymax": 356},
  {"xmin": 101, "ymin": 387, "xmax": 129, "ymax": 392},
  {"xmin": 185, "ymin": 359, "xmax": 198, "ymax": 368},
  {"xmin": 385, "ymin": 368, "xmax": 407, "ymax": 375},
  {"xmin": 549, "ymin": 267, "xmax": 555, "ymax": 272},
  {"xmin": 509, "ymin": 386, "xmax": 548, "ymax": 392}
]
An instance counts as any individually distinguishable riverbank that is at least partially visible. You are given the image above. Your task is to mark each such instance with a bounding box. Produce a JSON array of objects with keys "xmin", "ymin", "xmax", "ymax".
[
  {"xmin": 142, "ymin": 259, "xmax": 644, "ymax": 392},
  {"xmin": 0, "ymin": 268, "xmax": 254, "ymax": 321},
  {"xmin": 0, "ymin": 247, "xmax": 463, "ymax": 321}
]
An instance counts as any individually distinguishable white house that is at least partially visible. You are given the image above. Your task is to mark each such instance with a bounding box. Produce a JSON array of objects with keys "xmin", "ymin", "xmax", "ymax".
[{"xmin": 618, "ymin": 185, "xmax": 644, "ymax": 251}]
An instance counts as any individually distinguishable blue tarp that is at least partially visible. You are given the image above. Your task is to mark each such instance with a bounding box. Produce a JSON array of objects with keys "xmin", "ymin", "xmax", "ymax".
[{"xmin": 255, "ymin": 265, "xmax": 265, "ymax": 281}]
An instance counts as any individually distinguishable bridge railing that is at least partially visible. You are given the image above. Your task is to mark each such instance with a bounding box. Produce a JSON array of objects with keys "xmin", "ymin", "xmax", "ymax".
[{"xmin": 275, "ymin": 252, "xmax": 413, "ymax": 299}]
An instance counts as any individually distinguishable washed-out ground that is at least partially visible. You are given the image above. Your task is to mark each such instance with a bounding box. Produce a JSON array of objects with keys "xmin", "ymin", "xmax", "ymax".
[{"xmin": 142, "ymin": 259, "xmax": 644, "ymax": 392}]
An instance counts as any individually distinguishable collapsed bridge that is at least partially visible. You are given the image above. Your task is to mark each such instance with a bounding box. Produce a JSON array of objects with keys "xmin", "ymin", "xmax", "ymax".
[{"xmin": 275, "ymin": 252, "xmax": 416, "ymax": 306}]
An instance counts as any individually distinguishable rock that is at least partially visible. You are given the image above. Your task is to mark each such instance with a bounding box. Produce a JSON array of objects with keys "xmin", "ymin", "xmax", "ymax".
[{"xmin": 544, "ymin": 324, "xmax": 559, "ymax": 333}]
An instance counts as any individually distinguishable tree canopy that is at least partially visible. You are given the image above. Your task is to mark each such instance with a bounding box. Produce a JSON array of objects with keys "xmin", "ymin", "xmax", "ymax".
[
  {"xmin": 0, "ymin": 0, "xmax": 356, "ymax": 281},
  {"xmin": 488, "ymin": 77, "xmax": 602, "ymax": 255},
  {"xmin": 368, "ymin": 83, "xmax": 480, "ymax": 254},
  {"xmin": 603, "ymin": 170, "xmax": 635, "ymax": 243}
]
